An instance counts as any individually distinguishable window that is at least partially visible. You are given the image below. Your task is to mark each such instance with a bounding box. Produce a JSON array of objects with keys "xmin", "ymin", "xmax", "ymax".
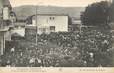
[
  {"xmin": 3, "ymin": 7, "xmax": 9, "ymax": 20},
  {"xmin": 49, "ymin": 17, "xmax": 55, "ymax": 20},
  {"xmin": 50, "ymin": 26, "xmax": 55, "ymax": 32}
]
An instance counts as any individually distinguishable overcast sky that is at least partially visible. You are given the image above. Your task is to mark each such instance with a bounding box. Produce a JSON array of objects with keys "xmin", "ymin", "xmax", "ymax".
[{"xmin": 10, "ymin": 0, "xmax": 110, "ymax": 7}]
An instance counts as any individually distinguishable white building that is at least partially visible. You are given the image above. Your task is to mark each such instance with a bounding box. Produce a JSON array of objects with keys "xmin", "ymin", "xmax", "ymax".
[
  {"xmin": 28, "ymin": 14, "xmax": 69, "ymax": 34},
  {"xmin": 12, "ymin": 22, "xmax": 26, "ymax": 37}
]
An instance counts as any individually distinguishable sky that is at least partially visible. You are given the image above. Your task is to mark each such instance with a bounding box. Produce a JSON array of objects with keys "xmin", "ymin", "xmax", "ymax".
[{"xmin": 10, "ymin": 0, "xmax": 110, "ymax": 7}]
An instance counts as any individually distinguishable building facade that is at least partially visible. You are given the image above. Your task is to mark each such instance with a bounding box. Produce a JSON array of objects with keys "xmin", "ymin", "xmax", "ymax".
[
  {"xmin": 68, "ymin": 18, "xmax": 82, "ymax": 32},
  {"xmin": 0, "ymin": 0, "xmax": 15, "ymax": 55},
  {"xmin": 27, "ymin": 14, "xmax": 69, "ymax": 34},
  {"xmin": 11, "ymin": 21, "xmax": 26, "ymax": 37}
]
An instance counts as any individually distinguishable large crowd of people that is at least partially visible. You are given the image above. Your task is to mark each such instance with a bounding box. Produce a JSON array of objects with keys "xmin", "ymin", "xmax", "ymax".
[{"xmin": 0, "ymin": 27, "xmax": 113, "ymax": 67}]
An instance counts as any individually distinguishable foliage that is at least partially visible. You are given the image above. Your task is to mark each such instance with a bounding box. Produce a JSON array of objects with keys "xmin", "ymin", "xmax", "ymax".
[
  {"xmin": 110, "ymin": 0, "xmax": 114, "ymax": 22},
  {"xmin": 81, "ymin": 1, "xmax": 110, "ymax": 27}
]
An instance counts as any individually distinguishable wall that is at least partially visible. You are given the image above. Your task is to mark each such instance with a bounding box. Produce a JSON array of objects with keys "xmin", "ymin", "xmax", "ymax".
[
  {"xmin": 0, "ymin": 0, "xmax": 3, "ymax": 14},
  {"xmin": 32, "ymin": 15, "xmax": 68, "ymax": 34},
  {"xmin": 12, "ymin": 27, "xmax": 25, "ymax": 37},
  {"xmin": 0, "ymin": 32, "xmax": 5, "ymax": 55},
  {"xmin": 0, "ymin": 0, "xmax": 13, "ymax": 55}
]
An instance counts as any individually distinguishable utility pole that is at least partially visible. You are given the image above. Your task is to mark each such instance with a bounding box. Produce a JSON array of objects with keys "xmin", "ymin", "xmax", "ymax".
[{"xmin": 35, "ymin": 5, "xmax": 38, "ymax": 46}]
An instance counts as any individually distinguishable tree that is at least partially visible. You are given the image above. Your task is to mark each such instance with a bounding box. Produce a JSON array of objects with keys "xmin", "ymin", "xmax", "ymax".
[
  {"xmin": 80, "ymin": 1, "xmax": 113, "ymax": 67},
  {"xmin": 81, "ymin": 1, "xmax": 110, "ymax": 27},
  {"xmin": 110, "ymin": 0, "xmax": 114, "ymax": 22}
]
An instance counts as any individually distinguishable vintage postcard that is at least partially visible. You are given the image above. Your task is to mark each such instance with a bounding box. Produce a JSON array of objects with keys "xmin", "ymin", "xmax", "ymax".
[{"xmin": 0, "ymin": 0, "xmax": 114, "ymax": 73}]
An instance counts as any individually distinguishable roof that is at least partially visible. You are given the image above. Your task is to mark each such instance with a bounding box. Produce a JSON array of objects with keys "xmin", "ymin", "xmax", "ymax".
[
  {"xmin": 32, "ymin": 14, "xmax": 68, "ymax": 16},
  {"xmin": 3, "ymin": 0, "xmax": 11, "ymax": 7},
  {"xmin": 72, "ymin": 20, "xmax": 81, "ymax": 24},
  {"xmin": 0, "ymin": 27, "xmax": 9, "ymax": 32},
  {"xmin": 25, "ymin": 25, "xmax": 37, "ymax": 29},
  {"xmin": 12, "ymin": 33, "xmax": 24, "ymax": 37},
  {"xmin": 27, "ymin": 14, "xmax": 69, "ymax": 20},
  {"xmin": 14, "ymin": 22, "xmax": 26, "ymax": 26}
]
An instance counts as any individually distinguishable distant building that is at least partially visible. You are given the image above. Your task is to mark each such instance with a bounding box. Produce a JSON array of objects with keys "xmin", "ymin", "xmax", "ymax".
[
  {"xmin": 69, "ymin": 18, "xmax": 82, "ymax": 32},
  {"xmin": 12, "ymin": 21, "xmax": 26, "ymax": 37},
  {"xmin": 27, "ymin": 14, "xmax": 69, "ymax": 34}
]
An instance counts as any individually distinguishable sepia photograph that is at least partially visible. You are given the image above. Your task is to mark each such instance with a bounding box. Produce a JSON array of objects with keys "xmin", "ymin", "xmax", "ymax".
[{"xmin": 0, "ymin": 0, "xmax": 114, "ymax": 71}]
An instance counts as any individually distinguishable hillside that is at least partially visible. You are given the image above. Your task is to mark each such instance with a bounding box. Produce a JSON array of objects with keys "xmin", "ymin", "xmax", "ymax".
[{"xmin": 13, "ymin": 5, "xmax": 85, "ymax": 20}]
